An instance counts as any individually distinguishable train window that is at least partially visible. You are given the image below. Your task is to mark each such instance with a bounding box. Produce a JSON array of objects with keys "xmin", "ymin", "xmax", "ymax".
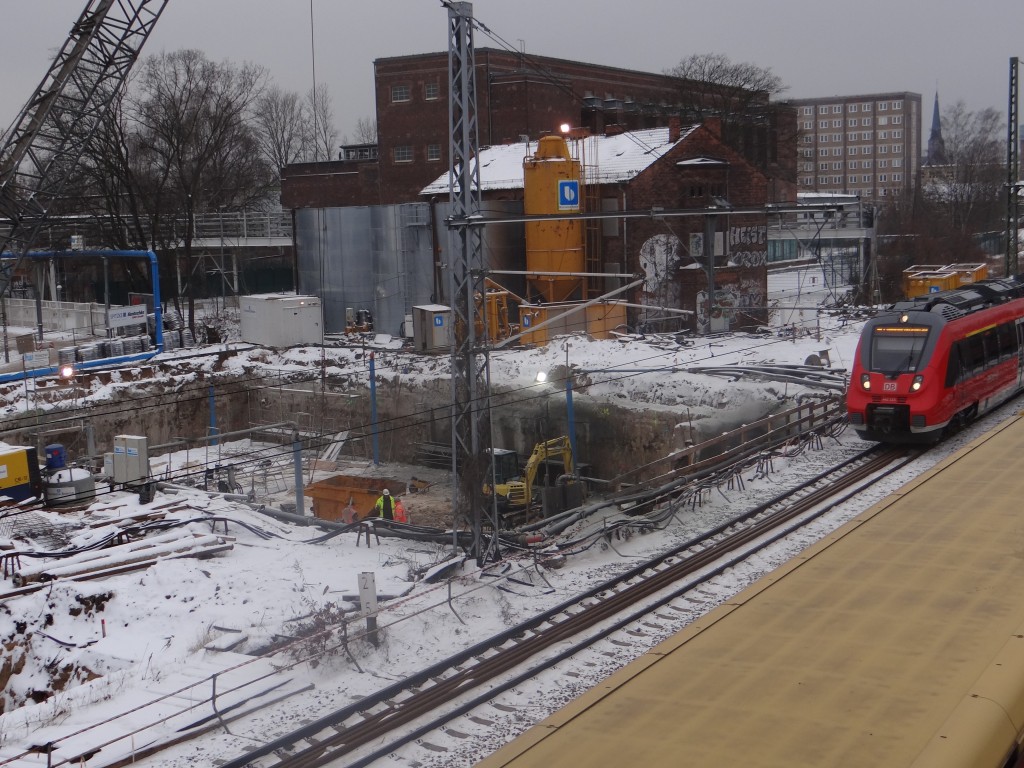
[
  {"xmin": 999, "ymin": 323, "xmax": 1018, "ymax": 359},
  {"xmin": 964, "ymin": 336, "xmax": 986, "ymax": 376},
  {"xmin": 945, "ymin": 344, "xmax": 961, "ymax": 387},
  {"xmin": 869, "ymin": 327, "xmax": 929, "ymax": 373}
]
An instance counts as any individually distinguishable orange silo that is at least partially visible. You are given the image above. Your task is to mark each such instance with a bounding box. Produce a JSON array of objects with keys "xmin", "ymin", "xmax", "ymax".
[{"xmin": 523, "ymin": 135, "xmax": 584, "ymax": 303}]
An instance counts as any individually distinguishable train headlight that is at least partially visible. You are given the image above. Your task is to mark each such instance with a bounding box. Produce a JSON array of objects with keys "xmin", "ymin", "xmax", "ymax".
[
  {"xmin": 860, "ymin": 373, "xmax": 871, "ymax": 390},
  {"xmin": 911, "ymin": 374, "xmax": 924, "ymax": 391}
]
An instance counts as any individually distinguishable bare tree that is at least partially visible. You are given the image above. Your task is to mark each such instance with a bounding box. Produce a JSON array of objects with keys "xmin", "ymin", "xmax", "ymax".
[
  {"xmin": 305, "ymin": 83, "xmax": 338, "ymax": 161},
  {"xmin": 130, "ymin": 49, "xmax": 272, "ymax": 331},
  {"xmin": 665, "ymin": 53, "xmax": 786, "ymax": 121},
  {"xmin": 351, "ymin": 116, "xmax": 377, "ymax": 144},
  {"xmin": 922, "ymin": 101, "xmax": 1004, "ymax": 235},
  {"xmin": 253, "ymin": 85, "xmax": 309, "ymax": 170}
]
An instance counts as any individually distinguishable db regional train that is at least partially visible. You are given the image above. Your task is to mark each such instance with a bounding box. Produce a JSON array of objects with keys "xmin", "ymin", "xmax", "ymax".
[{"xmin": 846, "ymin": 275, "xmax": 1024, "ymax": 442}]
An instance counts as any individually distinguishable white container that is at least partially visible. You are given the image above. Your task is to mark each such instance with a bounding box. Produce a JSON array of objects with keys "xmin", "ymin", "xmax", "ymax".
[
  {"xmin": 240, "ymin": 293, "xmax": 323, "ymax": 347},
  {"xmin": 412, "ymin": 304, "xmax": 452, "ymax": 353}
]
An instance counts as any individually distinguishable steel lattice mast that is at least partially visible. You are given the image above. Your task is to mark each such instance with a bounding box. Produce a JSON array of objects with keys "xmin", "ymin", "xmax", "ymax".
[
  {"xmin": 0, "ymin": 0, "xmax": 169, "ymax": 292},
  {"xmin": 445, "ymin": 1, "xmax": 499, "ymax": 564}
]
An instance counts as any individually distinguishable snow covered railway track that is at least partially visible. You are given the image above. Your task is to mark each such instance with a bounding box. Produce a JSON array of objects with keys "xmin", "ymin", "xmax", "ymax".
[{"xmin": 217, "ymin": 445, "xmax": 918, "ymax": 768}]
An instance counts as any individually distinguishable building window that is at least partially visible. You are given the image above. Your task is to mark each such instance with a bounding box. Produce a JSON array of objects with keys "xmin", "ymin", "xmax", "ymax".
[
  {"xmin": 819, "ymin": 162, "xmax": 828, "ymax": 171},
  {"xmin": 820, "ymin": 148, "xmax": 828, "ymax": 157},
  {"xmin": 848, "ymin": 146, "xmax": 858, "ymax": 155},
  {"xmin": 892, "ymin": 115, "xmax": 903, "ymax": 124},
  {"xmin": 862, "ymin": 103, "xmax": 872, "ymax": 111},
  {"xmin": 832, "ymin": 105, "xmax": 842, "ymax": 114},
  {"xmin": 426, "ymin": 143, "xmax": 442, "ymax": 161},
  {"xmin": 819, "ymin": 175, "xmax": 828, "ymax": 184},
  {"xmin": 424, "ymin": 82, "xmax": 440, "ymax": 100},
  {"xmin": 848, "ymin": 119, "xmax": 857, "ymax": 128},
  {"xmin": 892, "ymin": 144, "xmax": 903, "ymax": 153},
  {"xmin": 849, "ymin": 104, "xmax": 858, "ymax": 113},
  {"xmin": 821, "ymin": 135, "xmax": 829, "ymax": 143},
  {"xmin": 391, "ymin": 84, "xmax": 411, "ymax": 103},
  {"xmin": 393, "ymin": 145, "xmax": 413, "ymax": 162},
  {"xmin": 803, "ymin": 106, "xmax": 813, "ymax": 115},
  {"xmin": 862, "ymin": 175, "xmax": 872, "ymax": 183},
  {"xmin": 878, "ymin": 159, "xmax": 889, "ymax": 168},
  {"xmin": 894, "ymin": 100, "xmax": 903, "ymax": 109},
  {"xmin": 893, "ymin": 130, "xmax": 903, "ymax": 138},
  {"xmin": 893, "ymin": 158, "xmax": 902, "ymax": 167},
  {"xmin": 803, "ymin": 121, "xmax": 812, "ymax": 130},
  {"xmin": 879, "ymin": 145, "xmax": 888, "ymax": 154},
  {"xmin": 862, "ymin": 117, "xmax": 871, "ymax": 126},
  {"xmin": 879, "ymin": 174, "xmax": 888, "ymax": 182},
  {"xmin": 893, "ymin": 173, "xmax": 902, "ymax": 181},
  {"xmin": 832, "ymin": 120, "xmax": 842, "ymax": 128},
  {"xmin": 878, "ymin": 130, "xmax": 888, "ymax": 139},
  {"xmin": 878, "ymin": 101, "xmax": 888, "ymax": 111},
  {"xmin": 832, "ymin": 175, "xmax": 842, "ymax": 184},
  {"xmin": 833, "ymin": 148, "xmax": 843, "ymax": 156},
  {"xmin": 848, "ymin": 132, "xmax": 858, "ymax": 141},
  {"xmin": 819, "ymin": 105, "xmax": 829, "ymax": 114},
  {"xmin": 833, "ymin": 161, "xmax": 843, "ymax": 169},
  {"xmin": 848, "ymin": 175, "xmax": 857, "ymax": 184},
  {"xmin": 877, "ymin": 116, "xmax": 888, "ymax": 126},
  {"xmin": 880, "ymin": 189, "xmax": 888, "ymax": 196},
  {"xmin": 862, "ymin": 132, "xmax": 872, "ymax": 141},
  {"xmin": 819, "ymin": 120, "xmax": 829, "ymax": 129},
  {"xmin": 862, "ymin": 160, "xmax": 872, "ymax": 168}
]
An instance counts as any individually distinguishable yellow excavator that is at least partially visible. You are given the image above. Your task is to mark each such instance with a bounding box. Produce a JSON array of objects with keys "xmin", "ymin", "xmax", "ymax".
[{"xmin": 485, "ymin": 436, "xmax": 576, "ymax": 510}]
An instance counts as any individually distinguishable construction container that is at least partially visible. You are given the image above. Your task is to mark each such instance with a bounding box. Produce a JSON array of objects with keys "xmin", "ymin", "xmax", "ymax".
[
  {"xmin": 240, "ymin": 293, "xmax": 323, "ymax": 347},
  {"xmin": 412, "ymin": 304, "xmax": 452, "ymax": 353},
  {"xmin": 523, "ymin": 135, "xmax": 584, "ymax": 303},
  {"xmin": 0, "ymin": 446, "xmax": 43, "ymax": 503},
  {"xmin": 304, "ymin": 474, "xmax": 401, "ymax": 523},
  {"xmin": 902, "ymin": 263, "xmax": 989, "ymax": 298}
]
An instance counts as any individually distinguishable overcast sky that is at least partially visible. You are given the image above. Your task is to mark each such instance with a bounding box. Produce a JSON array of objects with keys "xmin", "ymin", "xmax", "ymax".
[{"xmin": 2, "ymin": 0, "xmax": 1022, "ymax": 143}]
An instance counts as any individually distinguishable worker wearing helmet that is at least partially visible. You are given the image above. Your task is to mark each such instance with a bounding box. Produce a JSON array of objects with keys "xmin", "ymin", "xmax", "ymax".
[{"xmin": 374, "ymin": 488, "xmax": 395, "ymax": 520}]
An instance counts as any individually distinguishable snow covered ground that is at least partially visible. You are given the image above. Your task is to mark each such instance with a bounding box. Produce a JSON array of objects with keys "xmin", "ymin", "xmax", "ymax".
[{"xmin": 2, "ymin": 306, "xmax": 1010, "ymax": 766}]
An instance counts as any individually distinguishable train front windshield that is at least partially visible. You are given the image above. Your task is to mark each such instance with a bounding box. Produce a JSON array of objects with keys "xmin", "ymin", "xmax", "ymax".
[{"xmin": 869, "ymin": 326, "xmax": 930, "ymax": 373}]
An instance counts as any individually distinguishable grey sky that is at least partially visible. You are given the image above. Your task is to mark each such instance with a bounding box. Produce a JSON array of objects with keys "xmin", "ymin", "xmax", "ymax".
[{"xmin": 2, "ymin": 0, "xmax": 1022, "ymax": 143}]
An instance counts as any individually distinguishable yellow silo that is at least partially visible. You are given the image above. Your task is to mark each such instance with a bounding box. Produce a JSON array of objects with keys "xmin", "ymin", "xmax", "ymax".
[{"xmin": 523, "ymin": 135, "xmax": 584, "ymax": 303}]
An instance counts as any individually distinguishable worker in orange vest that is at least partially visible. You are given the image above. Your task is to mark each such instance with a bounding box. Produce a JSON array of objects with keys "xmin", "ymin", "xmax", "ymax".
[{"xmin": 393, "ymin": 497, "xmax": 408, "ymax": 524}]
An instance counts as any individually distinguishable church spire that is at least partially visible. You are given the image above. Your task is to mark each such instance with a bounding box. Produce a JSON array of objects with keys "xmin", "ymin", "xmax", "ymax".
[{"xmin": 926, "ymin": 91, "xmax": 947, "ymax": 166}]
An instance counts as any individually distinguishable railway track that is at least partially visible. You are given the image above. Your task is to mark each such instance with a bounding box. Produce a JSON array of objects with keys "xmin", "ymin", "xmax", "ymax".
[{"xmin": 214, "ymin": 443, "xmax": 918, "ymax": 768}]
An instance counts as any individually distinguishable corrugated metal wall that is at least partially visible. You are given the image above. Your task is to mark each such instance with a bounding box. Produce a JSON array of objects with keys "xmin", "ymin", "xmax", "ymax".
[{"xmin": 295, "ymin": 201, "xmax": 524, "ymax": 335}]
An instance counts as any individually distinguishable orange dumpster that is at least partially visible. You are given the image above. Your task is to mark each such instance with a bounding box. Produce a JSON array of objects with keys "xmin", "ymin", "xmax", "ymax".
[{"xmin": 304, "ymin": 475, "xmax": 401, "ymax": 522}]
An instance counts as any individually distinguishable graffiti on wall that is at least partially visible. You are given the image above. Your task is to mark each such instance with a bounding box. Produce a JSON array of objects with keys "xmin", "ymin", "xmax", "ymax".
[
  {"xmin": 695, "ymin": 279, "xmax": 766, "ymax": 334},
  {"xmin": 728, "ymin": 224, "xmax": 768, "ymax": 268},
  {"xmin": 638, "ymin": 234, "xmax": 684, "ymax": 327}
]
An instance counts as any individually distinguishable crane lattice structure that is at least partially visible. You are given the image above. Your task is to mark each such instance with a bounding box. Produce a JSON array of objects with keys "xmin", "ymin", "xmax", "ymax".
[
  {"xmin": 1008, "ymin": 56, "xmax": 1020, "ymax": 277},
  {"xmin": 0, "ymin": 0, "xmax": 169, "ymax": 299},
  {"xmin": 445, "ymin": 1, "xmax": 500, "ymax": 565}
]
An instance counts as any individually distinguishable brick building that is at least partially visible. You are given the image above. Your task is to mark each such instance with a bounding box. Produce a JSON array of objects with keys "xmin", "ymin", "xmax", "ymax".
[
  {"xmin": 788, "ymin": 92, "xmax": 922, "ymax": 202},
  {"xmin": 282, "ymin": 49, "xmax": 796, "ymax": 209},
  {"xmin": 419, "ymin": 119, "xmax": 786, "ymax": 333}
]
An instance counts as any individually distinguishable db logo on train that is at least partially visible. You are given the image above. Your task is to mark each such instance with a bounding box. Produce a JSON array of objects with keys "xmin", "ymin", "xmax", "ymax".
[{"xmin": 883, "ymin": 382, "xmax": 898, "ymax": 391}]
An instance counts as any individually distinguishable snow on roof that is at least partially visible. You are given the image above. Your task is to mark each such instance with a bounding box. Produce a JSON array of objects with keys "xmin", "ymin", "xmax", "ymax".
[{"xmin": 420, "ymin": 125, "xmax": 700, "ymax": 196}]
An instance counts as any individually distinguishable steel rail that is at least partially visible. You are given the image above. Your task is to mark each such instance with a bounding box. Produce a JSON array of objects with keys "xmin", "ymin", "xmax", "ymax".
[{"xmin": 219, "ymin": 444, "xmax": 918, "ymax": 768}]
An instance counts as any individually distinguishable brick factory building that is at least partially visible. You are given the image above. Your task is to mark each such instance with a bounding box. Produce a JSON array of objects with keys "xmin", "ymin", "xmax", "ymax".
[{"xmin": 282, "ymin": 49, "xmax": 796, "ymax": 209}]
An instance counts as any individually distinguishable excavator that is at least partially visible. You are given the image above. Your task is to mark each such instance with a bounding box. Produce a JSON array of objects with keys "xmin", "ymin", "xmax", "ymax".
[{"xmin": 485, "ymin": 436, "xmax": 578, "ymax": 512}]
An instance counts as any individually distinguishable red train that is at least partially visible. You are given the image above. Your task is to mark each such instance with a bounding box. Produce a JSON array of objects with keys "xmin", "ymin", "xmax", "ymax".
[{"xmin": 847, "ymin": 276, "xmax": 1024, "ymax": 442}]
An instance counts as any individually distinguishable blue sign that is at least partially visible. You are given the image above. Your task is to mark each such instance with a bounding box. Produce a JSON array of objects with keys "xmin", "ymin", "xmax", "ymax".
[
  {"xmin": 434, "ymin": 315, "xmax": 444, "ymax": 327},
  {"xmin": 558, "ymin": 180, "xmax": 580, "ymax": 211},
  {"xmin": 929, "ymin": 286, "xmax": 940, "ymax": 293}
]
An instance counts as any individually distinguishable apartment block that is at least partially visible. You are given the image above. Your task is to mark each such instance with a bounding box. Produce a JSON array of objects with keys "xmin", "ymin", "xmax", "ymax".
[{"xmin": 789, "ymin": 92, "xmax": 921, "ymax": 202}]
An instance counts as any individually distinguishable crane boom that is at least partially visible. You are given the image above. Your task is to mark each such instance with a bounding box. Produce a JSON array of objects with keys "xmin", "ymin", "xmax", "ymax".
[{"xmin": 0, "ymin": 0, "xmax": 169, "ymax": 295}]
